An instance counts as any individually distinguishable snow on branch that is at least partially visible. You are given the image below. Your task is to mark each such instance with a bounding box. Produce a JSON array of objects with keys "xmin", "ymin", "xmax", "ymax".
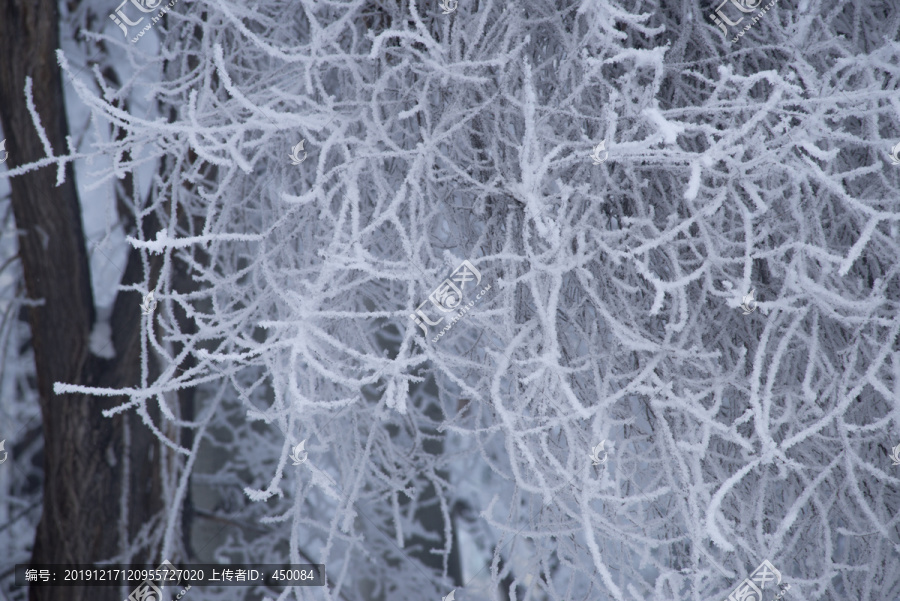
[{"xmin": 50, "ymin": 0, "xmax": 900, "ymax": 599}]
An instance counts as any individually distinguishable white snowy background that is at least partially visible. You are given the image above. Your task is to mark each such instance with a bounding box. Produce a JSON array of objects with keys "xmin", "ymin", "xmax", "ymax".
[{"xmin": 2, "ymin": 0, "xmax": 900, "ymax": 600}]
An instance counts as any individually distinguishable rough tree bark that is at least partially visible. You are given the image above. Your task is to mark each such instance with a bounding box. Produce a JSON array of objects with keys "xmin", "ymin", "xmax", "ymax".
[{"xmin": 0, "ymin": 1, "xmax": 164, "ymax": 599}]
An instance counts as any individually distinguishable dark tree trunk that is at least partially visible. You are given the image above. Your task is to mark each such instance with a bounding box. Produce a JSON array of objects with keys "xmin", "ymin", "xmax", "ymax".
[{"xmin": 0, "ymin": 1, "xmax": 164, "ymax": 599}]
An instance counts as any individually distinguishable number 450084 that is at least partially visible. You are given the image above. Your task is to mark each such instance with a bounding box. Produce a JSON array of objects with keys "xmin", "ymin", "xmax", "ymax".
[{"xmin": 272, "ymin": 569, "xmax": 316, "ymax": 581}]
